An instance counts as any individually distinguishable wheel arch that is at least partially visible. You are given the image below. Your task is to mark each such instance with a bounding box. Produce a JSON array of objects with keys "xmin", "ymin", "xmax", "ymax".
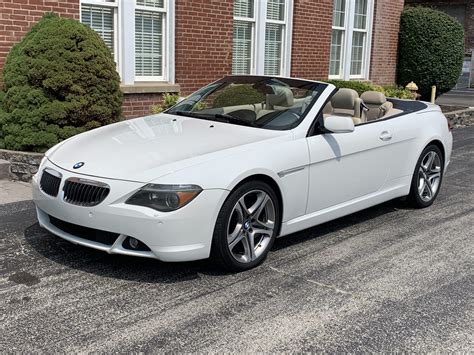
[
  {"xmin": 426, "ymin": 139, "xmax": 445, "ymax": 163},
  {"xmin": 229, "ymin": 173, "xmax": 284, "ymax": 236}
]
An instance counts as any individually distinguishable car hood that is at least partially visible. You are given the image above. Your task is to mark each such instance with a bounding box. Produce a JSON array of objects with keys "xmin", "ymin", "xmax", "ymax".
[{"xmin": 47, "ymin": 113, "xmax": 289, "ymax": 182}]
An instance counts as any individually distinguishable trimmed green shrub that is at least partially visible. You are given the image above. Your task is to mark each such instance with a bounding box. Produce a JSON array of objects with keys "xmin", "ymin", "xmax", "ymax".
[
  {"xmin": 0, "ymin": 13, "xmax": 123, "ymax": 152},
  {"xmin": 213, "ymin": 84, "xmax": 265, "ymax": 108},
  {"xmin": 327, "ymin": 80, "xmax": 382, "ymax": 96},
  {"xmin": 326, "ymin": 80, "xmax": 414, "ymax": 99},
  {"xmin": 397, "ymin": 7, "xmax": 464, "ymax": 100}
]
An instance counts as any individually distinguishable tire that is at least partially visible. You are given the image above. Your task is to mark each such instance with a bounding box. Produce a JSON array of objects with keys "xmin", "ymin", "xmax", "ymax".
[
  {"xmin": 407, "ymin": 144, "xmax": 444, "ymax": 208},
  {"xmin": 211, "ymin": 180, "xmax": 280, "ymax": 272}
]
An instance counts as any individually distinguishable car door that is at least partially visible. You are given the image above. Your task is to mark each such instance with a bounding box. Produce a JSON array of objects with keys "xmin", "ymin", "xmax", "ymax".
[{"xmin": 305, "ymin": 119, "xmax": 398, "ymax": 214}]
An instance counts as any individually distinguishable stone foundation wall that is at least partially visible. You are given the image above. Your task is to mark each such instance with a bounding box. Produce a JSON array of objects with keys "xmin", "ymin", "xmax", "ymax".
[
  {"xmin": 0, "ymin": 149, "xmax": 43, "ymax": 182},
  {"xmin": 445, "ymin": 108, "xmax": 474, "ymax": 128}
]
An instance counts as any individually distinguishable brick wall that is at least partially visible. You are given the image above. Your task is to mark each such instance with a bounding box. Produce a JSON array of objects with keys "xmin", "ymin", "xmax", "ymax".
[
  {"xmin": 291, "ymin": 0, "xmax": 333, "ymax": 80},
  {"xmin": 0, "ymin": 0, "xmax": 79, "ymax": 74},
  {"xmin": 369, "ymin": 0, "xmax": 404, "ymax": 85},
  {"xmin": 122, "ymin": 93, "xmax": 161, "ymax": 118},
  {"xmin": 174, "ymin": 0, "xmax": 234, "ymax": 95}
]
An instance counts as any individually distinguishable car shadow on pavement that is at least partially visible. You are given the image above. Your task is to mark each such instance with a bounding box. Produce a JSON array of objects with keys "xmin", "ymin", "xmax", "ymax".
[
  {"xmin": 23, "ymin": 199, "xmax": 403, "ymax": 283},
  {"xmin": 272, "ymin": 199, "xmax": 404, "ymax": 251}
]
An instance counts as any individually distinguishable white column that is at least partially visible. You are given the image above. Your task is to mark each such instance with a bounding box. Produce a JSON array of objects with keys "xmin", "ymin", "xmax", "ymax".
[{"xmin": 121, "ymin": 0, "xmax": 135, "ymax": 84}]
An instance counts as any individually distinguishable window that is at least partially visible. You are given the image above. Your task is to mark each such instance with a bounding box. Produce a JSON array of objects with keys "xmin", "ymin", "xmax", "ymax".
[
  {"xmin": 135, "ymin": 0, "xmax": 166, "ymax": 80},
  {"xmin": 329, "ymin": 0, "xmax": 373, "ymax": 80},
  {"xmin": 80, "ymin": 1, "xmax": 117, "ymax": 58},
  {"xmin": 80, "ymin": 0, "xmax": 175, "ymax": 84},
  {"xmin": 232, "ymin": 0, "xmax": 293, "ymax": 76},
  {"xmin": 233, "ymin": 0, "xmax": 255, "ymax": 75}
]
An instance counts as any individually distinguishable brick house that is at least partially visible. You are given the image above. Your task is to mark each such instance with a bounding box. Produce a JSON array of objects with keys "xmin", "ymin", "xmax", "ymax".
[
  {"xmin": 405, "ymin": 0, "xmax": 474, "ymax": 88},
  {"xmin": 0, "ymin": 0, "xmax": 404, "ymax": 118}
]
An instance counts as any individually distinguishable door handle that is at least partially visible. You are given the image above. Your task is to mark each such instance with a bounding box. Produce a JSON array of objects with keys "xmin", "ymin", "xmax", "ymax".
[{"xmin": 379, "ymin": 131, "xmax": 392, "ymax": 141}]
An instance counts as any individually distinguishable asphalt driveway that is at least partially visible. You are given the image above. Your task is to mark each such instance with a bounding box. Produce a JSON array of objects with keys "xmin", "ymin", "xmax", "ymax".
[{"xmin": 1, "ymin": 127, "xmax": 473, "ymax": 352}]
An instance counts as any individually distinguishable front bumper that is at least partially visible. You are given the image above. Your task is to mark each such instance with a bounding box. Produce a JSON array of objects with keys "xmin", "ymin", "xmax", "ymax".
[{"xmin": 33, "ymin": 161, "xmax": 229, "ymax": 262}]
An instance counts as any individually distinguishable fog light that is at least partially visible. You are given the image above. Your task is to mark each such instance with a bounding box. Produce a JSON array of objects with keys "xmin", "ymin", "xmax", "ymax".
[{"xmin": 129, "ymin": 237, "xmax": 139, "ymax": 249}]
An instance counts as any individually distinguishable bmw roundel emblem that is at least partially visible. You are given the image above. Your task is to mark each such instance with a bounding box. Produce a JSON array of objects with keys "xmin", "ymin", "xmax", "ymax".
[{"xmin": 73, "ymin": 162, "xmax": 85, "ymax": 169}]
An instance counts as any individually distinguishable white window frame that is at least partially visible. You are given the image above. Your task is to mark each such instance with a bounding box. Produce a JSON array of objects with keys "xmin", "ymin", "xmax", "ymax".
[
  {"xmin": 233, "ymin": 0, "xmax": 293, "ymax": 77},
  {"xmin": 80, "ymin": 0, "xmax": 175, "ymax": 85},
  {"xmin": 328, "ymin": 0, "xmax": 374, "ymax": 81},
  {"xmin": 233, "ymin": 3, "xmax": 257, "ymax": 74}
]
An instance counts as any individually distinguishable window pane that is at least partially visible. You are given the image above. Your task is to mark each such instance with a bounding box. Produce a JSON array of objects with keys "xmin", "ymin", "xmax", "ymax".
[
  {"xmin": 329, "ymin": 29, "xmax": 343, "ymax": 76},
  {"xmin": 136, "ymin": 0, "xmax": 164, "ymax": 8},
  {"xmin": 232, "ymin": 21, "xmax": 253, "ymax": 74},
  {"xmin": 350, "ymin": 31, "xmax": 365, "ymax": 76},
  {"xmin": 234, "ymin": 0, "xmax": 254, "ymax": 18},
  {"xmin": 135, "ymin": 10, "xmax": 163, "ymax": 77},
  {"xmin": 332, "ymin": 0, "xmax": 345, "ymax": 27},
  {"xmin": 353, "ymin": 0, "xmax": 367, "ymax": 29},
  {"xmin": 267, "ymin": 0, "xmax": 285, "ymax": 21},
  {"xmin": 81, "ymin": 5, "xmax": 114, "ymax": 53},
  {"xmin": 264, "ymin": 23, "xmax": 283, "ymax": 75}
]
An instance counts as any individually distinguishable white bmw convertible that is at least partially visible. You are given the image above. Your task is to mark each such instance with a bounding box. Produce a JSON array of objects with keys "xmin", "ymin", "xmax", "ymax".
[{"xmin": 33, "ymin": 76, "xmax": 453, "ymax": 271}]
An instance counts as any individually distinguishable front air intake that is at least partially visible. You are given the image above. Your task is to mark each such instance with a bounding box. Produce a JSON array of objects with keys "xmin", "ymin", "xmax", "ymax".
[{"xmin": 63, "ymin": 178, "xmax": 110, "ymax": 207}]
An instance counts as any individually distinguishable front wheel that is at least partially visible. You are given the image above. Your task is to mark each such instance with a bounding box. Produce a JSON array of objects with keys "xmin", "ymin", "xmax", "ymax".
[
  {"xmin": 407, "ymin": 145, "xmax": 444, "ymax": 208},
  {"xmin": 211, "ymin": 181, "xmax": 280, "ymax": 272}
]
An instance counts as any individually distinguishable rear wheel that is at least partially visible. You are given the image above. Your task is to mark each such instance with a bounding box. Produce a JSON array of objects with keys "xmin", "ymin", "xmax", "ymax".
[
  {"xmin": 211, "ymin": 181, "xmax": 280, "ymax": 272},
  {"xmin": 408, "ymin": 145, "xmax": 444, "ymax": 208}
]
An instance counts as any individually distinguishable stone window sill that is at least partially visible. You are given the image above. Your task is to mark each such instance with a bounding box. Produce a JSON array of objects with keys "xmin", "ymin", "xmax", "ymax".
[{"xmin": 120, "ymin": 82, "xmax": 180, "ymax": 94}]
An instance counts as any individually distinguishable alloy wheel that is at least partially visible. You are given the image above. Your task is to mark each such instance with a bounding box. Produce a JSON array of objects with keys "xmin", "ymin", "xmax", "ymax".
[
  {"xmin": 417, "ymin": 150, "xmax": 441, "ymax": 202},
  {"xmin": 226, "ymin": 189, "xmax": 276, "ymax": 263}
]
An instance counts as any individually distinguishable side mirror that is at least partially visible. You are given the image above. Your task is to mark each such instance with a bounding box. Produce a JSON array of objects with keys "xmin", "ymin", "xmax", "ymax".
[{"xmin": 324, "ymin": 115, "xmax": 355, "ymax": 133}]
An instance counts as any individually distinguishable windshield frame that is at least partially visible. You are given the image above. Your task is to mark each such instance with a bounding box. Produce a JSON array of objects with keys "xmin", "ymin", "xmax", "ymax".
[{"xmin": 166, "ymin": 75, "xmax": 328, "ymax": 131}]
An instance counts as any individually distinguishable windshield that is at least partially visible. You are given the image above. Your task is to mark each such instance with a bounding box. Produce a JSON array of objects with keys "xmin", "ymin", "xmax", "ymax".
[{"xmin": 167, "ymin": 76, "xmax": 327, "ymax": 130}]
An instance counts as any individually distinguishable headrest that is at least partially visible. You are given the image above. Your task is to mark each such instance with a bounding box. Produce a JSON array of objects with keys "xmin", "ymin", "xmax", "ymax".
[
  {"xmin": 361, "ymin": 91, "xmax": 386, "ymax": 105},
  {"xmin": 266, "ymin": 86, "xmax": 294, "ymax": 109},
  {"xmin": 330, "ymin": 88, "xmax": 358, "ymax": 110}
]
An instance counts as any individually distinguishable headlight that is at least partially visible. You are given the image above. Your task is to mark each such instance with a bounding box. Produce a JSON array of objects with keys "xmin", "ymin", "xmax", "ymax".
[{"xmin": 125, "ymin": 184, "xmax": 202, "ymax": 212}]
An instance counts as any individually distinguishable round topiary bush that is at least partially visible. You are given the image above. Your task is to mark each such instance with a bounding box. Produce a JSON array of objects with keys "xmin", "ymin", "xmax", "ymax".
[
  {"xmin": 0, "ymin": 13, "xmax": 123, "ymax": 152},
  {"xmin": 213, "ymin": 85, "xmax": 265, "ymax": 108},
  {"xmin": 397, "ymin": 7, "xmax": 464, "ymax": 100}
]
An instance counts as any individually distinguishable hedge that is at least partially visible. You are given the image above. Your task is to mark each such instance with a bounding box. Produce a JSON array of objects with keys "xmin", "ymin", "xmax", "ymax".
[
  {"xmin": 326, "ymin": 80, "xmax": 414, "ymax": 99},
  {"xmin": 397, "ymin": 7, "xmax": 464, "ymax": 100},
  {"xmin": 0, "ymin": 13, "xmax": 123, "ymax": 152}
]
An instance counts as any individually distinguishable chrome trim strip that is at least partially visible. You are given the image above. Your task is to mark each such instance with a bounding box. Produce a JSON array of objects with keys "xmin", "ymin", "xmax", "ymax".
[
  {"xmin": 65, "ymin": 177, "xmax": 110, "ymax": 189},
  {"xmin": 43, "ymin": 167, "xmax": 62, "ymax": 178},
  {"xmin": 277, "ymin": 166, "xmax": 306, "ymax": 178}
]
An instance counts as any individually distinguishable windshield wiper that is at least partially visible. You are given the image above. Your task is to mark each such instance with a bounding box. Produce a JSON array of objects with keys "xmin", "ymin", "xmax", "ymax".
[
  {"xmin": 214, "ymin": 113, "xmax": 255, "ymax": 127},
  {"xmin": 173, "ymin": 111, "xmax": 255, "ymax": 127}
]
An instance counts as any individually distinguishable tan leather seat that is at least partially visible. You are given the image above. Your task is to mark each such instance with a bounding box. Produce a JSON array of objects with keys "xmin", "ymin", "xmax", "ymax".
[
  {"xmin": 257, "ymin": 86, "xmax": 294, "ymax": 119},
  {"xmin": 360, "ymin": 91, "xmax": 393, "ymax": 121},
  {"xmin": 329, "ymin": 88, "xmax": 363, "ymax": 125}
]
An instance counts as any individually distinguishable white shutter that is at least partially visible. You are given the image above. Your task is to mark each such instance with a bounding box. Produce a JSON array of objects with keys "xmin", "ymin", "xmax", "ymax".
[
  {"xmin": 264, "ymin": 23, "xmax": 283, "ymax": 75},
  {"xmin": 350, "ymin": 31, "xmax": 365, "ymax": 75},
  {"xmin": 234, "ymin": 0, "xmax": 254, "ymax": 18},
  {"xmin": 136, "ymin": 0, "xmax": 164, "ymax": 8},
  {"xmin": 233, "ymin": 21, "xmax": 253, "ymax": 74},
  {"xmin": 81, "ymin": 4, "xmax": 114, "ymax": 54},
  {"xmin": 232, "ymin": 0, "xmax": 254, "ymax": 75},
  {"xmin": 135, "ymin": 10, "xmax": 163, "ymax": 78},
  {"xmin": 266, "ymin": 0, "xmax": 285, "ymax": 21}
]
